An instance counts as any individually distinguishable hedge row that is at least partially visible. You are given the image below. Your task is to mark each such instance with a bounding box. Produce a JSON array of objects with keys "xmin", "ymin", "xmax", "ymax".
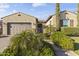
[
  {"xmin": 51, "ymin": 32, "xmax": 74, "ymax": 51},
  {"xmin": 61, "ymin": 27, "xmax": 79, "ymax": 36}
]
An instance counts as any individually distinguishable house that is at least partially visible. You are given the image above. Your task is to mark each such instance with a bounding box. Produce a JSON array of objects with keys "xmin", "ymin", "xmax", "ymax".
[
  {"xmin": 1, "ymin": 10, "xmax": 78, "ymax": 35},
  {"xmin": 45, "ymin": 10, "xmax": 77, "ymax": 28},
  {"xmin": 1, "ymin": 12, "xmax": 38, "ymax": 35}
]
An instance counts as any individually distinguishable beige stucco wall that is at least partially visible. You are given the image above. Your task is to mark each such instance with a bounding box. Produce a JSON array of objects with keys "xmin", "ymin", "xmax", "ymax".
[
  {"xmin": 45, "ymin": 11, "xmax": 77, "ymax": 27},
  {"xmin": 2, "ymin": 12, "xmax": 37, "ymax": 35},
  {"xmin": 45, "ymin": 15, "xmax": 57, "ymax": 27}
]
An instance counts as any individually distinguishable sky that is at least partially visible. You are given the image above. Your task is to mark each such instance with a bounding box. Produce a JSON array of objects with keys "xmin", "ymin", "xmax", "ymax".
[{"xmin": 0, "ymin": 3, "xmax": 77, "ymax": 20}]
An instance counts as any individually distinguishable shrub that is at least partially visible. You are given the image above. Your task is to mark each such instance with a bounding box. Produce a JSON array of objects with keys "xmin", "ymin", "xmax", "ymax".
[
  {"xmin": 61, "ymin": 27, "xmax": 79, "ymax": 36},
  {"xmin": 44, "ymin": 33, "xmax": 51, "ymax": 39},
  {"xmin": 51, "ymin": 32, "xmax": 74, "ymax": 51},
  {"xmin": 59, "ymin": 37, "xmax": 74, "ymax": 50},
  {"xmin": 44, "ymin": 26, "xmax": 56, "ymax": 33},
  {"xmin": 0, "ymin": 52, "xmax": 14, "ymax": 56},
  {"xmin": 2, "ymin": 31, "xmax": 55, "ymax": 56},
  {"xmin": 39, "ymin": 41, "xmax": 54, "ymax": 56}
]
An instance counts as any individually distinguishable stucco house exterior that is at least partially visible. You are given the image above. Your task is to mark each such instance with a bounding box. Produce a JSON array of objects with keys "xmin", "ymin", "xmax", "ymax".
[
  {"xmin": 1, "ymin": 12, "xmax": 38, "ymax": 35},
  {"xmin": 45, "ymin": 10, "xmax": 77, "ymax": 28}
]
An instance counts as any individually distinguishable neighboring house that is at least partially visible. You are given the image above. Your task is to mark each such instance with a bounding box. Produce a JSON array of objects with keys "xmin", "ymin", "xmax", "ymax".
[
  {"xmin": 45, "ymin": 10, "xmax": 77, "ymax": 28},
  {"xmin": 1, "ymin": 12, "xmax": 38, "ymax": 35}
]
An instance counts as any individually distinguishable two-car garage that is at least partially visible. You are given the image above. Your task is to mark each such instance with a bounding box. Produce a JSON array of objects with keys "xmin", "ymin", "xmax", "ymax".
[{"xmin": 2, "ymin": 12, "xmax": 37, "ymax": 35}]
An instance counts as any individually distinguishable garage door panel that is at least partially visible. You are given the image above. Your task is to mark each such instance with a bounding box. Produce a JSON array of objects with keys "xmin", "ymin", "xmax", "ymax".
[{"xmin": 10, "ymin": 23, "xmax": 32, "ymax": 35}]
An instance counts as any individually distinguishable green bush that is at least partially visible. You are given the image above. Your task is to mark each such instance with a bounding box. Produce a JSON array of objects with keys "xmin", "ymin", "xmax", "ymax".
[
  {"xmin": 0, "ymin": 53, "xmax": 14, "ymax": 56},
  {"xmin": 39, "ymin": 41, "xmax": 54, "ymax": 56},
  {"xmin": 61, "ymin": 27, "xmax": 79, "ymax": 36},
  {"xmin": 59, "ymin": 37, "xmax": 74, "ymax": 50},
  {"xmin": 51, "ymin": 32, "xmax": 74, "ymax": 51},
  {"xmin": 1, "ymin": 31, "xmax": 55, "ymax": 56},
  {"xmin": 44, "ymin": 33, "xmax": 50, "ymax": 39},
  {"xmin": 44, "ymin": 26, "xmax": 56, "ymax": 33}
]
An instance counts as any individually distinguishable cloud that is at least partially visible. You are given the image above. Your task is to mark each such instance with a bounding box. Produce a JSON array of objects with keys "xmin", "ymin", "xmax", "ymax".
[
  {"xmin": 0, "ymin": 3, "xmax": 10, "ymax": 12},
  {"xmin": 32, "ymin": 3, "xmax": 47, "ymax": 7},
  {"xmin": 0, "ymin": 4, "xmax": 10, "ymax": 19},
  {"xmin": 0, "ymin": 9, "xmax": 6, "ymax": 12},
  {"xmin": 0, "ymin": 3, "xmax": 10, "ymax": 9}
]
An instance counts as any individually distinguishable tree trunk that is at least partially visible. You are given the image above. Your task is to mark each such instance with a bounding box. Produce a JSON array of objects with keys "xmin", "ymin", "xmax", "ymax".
[
  {"xmin": 77, "ymin": 3, "xmax": 79, "ymax": 27},
  {"xmin": 56, "ymin": 3, "xmax": 60, "ymax": 31}
]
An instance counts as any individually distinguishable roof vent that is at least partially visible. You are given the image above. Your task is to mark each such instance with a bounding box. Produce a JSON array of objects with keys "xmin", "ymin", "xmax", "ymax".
[
  {"xmin": 65, "ymin": 12, "xmax": 68, "ymax": 14},
  {"xmin": 18, "ymin": 14, "xmax": 21, "ymax": 16}
]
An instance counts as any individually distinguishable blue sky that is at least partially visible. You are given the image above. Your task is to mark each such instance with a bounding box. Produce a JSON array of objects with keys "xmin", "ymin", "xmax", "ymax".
[{"xmin": 0, "ymin": 3, "xmax": 77, "ymax": 20}]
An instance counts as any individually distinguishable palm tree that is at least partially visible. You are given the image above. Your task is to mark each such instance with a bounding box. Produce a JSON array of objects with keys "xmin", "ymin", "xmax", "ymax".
[
  {"xmin": 77, "ymin": 3, "xmax": 79, "ymax": 27},
  {"xmin": 56, "ymin": 3, "xmax": 60, "ymax": 31}
]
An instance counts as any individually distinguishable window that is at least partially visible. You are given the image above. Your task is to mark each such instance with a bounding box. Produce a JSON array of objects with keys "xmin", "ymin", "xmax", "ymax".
[
  {"xmin": 70, "ymin": 20, "xmax": 74, "ymax": 27},
  {"xmin": 60, "ymin": 20, "xmax": 63, "ymax": 27},
  {"xmin": 63, "ymin": 19, "xmax": 68, "ymax": 27}
]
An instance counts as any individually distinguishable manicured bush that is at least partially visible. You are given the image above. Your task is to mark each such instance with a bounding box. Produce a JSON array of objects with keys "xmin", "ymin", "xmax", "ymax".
[
  {"xmin": 61, "ymin": 27, "xmax": 79, "ymax": 36},
  {"xmin": 51, "ymin": 32, "xmax": 74, "ymax": 51},
  {"xmin": 2, "ymin": 31, "xmax": 55, "ymax": 56}
]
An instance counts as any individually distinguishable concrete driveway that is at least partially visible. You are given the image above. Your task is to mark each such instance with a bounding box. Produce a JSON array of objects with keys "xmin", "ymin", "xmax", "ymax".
[{"xmin": 0, "ymin": 36, "xmax": 11, "ymax": 53}]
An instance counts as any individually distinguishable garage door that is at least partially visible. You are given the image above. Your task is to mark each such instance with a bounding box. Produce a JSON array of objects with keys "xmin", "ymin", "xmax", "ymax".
[{"xmin": 9, "ymin": 23, "xmax": 32, "ymax": 35}]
